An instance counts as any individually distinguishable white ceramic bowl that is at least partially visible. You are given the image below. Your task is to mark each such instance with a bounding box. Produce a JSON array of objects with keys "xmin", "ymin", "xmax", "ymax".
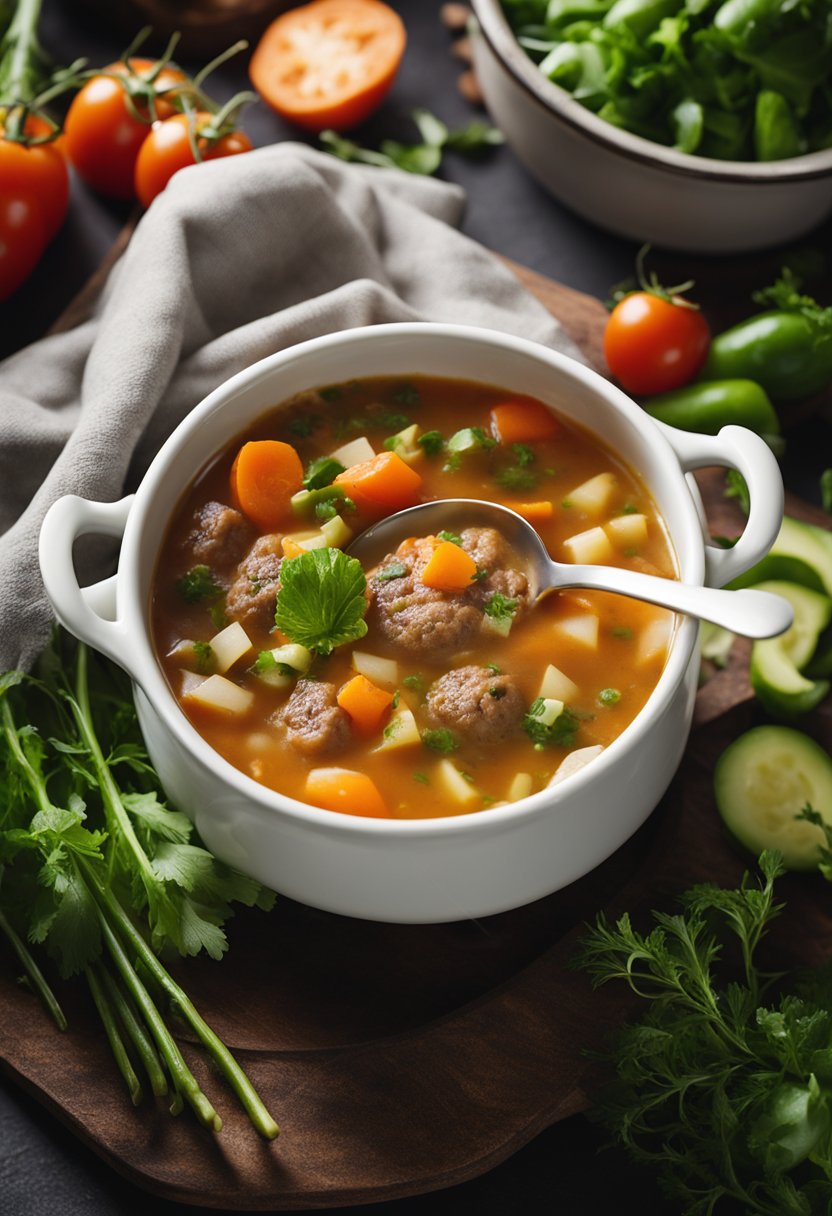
[
  {"xmin": 39, "ymin": 324, "xmax": 784, "ymax": 923},
  {"xmin": 470, "ymin": 0, "xmax": 832, "ymax": 253}
]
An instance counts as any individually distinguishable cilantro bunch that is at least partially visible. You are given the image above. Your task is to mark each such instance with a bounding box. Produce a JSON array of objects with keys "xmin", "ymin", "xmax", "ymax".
[
  {"xmin": 578, "ymin": 852, "xmax": 832, "ymax": 1214},
  {"xmin": 0, "ymin": 634, "xmax": 277, "ymax": 1138}
]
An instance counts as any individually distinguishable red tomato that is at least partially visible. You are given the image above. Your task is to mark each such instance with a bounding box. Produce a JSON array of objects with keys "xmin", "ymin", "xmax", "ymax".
[
  {"xmin": 64, "ymin": 58, "xmax": 186, "ymax": 199},
  {"xmin": 0, "ymin": 195, "xmax": 47, "ymax": 303},
  {"xmin": 134, "ymin": 112, "xmax": 253, "ymax": 209},
  {"xmin": 0, "ymin": 114, "xmax": 68, "ymax": 239},
  {"xmin": 250, "ymin": 0, "xmax": 406, "ymax": 132},
  {"xmin": 604, "ymin": 292, "xmax": 711, "ymax": 396}
]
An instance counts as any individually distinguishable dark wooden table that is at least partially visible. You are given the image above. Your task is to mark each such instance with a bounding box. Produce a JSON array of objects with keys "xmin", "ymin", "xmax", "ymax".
[{"xmin": 1, "ymin": 2, "xmax": 830, "ymax": 1214}]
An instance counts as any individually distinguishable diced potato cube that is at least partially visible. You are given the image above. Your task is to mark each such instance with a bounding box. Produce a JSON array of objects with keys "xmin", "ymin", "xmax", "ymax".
[
  {"xmin": 352, "ymin": 651, "xmax": 399, "ymax": 685},
  {"xmin": 637, "ymin": 614, "xmax": 673, "ymax": 665},
  {"xmin": 562, "ymin": 526, "xmax": 614, "ymax": 565},
  {"xmin": 178, "ymin": 669, "xmax": 204, "ymax": 697},
  {"xmin": 167, "ymin": 640, "xmax": 213, "ymax": 674},
  {"xmin": 566, "ymin": 472, "xmax": 616, "ymax": 516},
  {"xmin": 507, "ymin": 772, "xmax": 533, "ymax": 802},
  {"xmin": 184, "ymin": 675, "xmax": 254, "ymax": 715},
  {"xmin": 387, "ymin": 424, "xmax": 423, "ymax": 464},
  {"xmin": 606, "ymin": 513, "xmax": 649, "ymax": 547},
  {"xmin": 554, "ymin": 614, "xmax": 599, "ymax": 649},
  {"xmin": 548, "ymin": 745, "xmax": 604, "ymax": 788},
  {"xmin": 321, "ymin": 514, "xmax": 353, "ymax": 548},
  {"xmin": 283, "ymin": 530, "xmax": 328, "ymax": 552},
  {"xmin": 435, "ymin": 759, "xmax": 479, "ymax": 804},
  {"xmin": 374, "ymin": 707, "xmax": 421, "ymax": 752},
  {"xmin": 330, "ymin": 436, "xmax": 375, "ymax": 467},
  {"xmin": 271, "ymin": 643, "xmax": 312, "ymax": 673},
  {"xmin": 209, "ymin": 621, "xmax": 253, "ymax": 674},
  {"xmin": 482, "ymin": 612, "xmax": 512, "ymax": 638},
  {"xmin": 538, "ymin": 662, "xmax": 579, "ymax": 702},
  {"xmin": 534, "ymin": 697, "xmax": 564, "ymax": 727}
]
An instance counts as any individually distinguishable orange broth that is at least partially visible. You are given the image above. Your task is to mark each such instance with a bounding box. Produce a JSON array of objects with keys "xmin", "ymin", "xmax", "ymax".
[{"xmin": 151, "ymin": 376, "xmax": 676, "ymax": 819}]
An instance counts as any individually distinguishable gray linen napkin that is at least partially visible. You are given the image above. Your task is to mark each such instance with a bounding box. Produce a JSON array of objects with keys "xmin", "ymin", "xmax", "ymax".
[{"xmin": 0, "ymin": 142, "xmax": 581, "ymax": 671}]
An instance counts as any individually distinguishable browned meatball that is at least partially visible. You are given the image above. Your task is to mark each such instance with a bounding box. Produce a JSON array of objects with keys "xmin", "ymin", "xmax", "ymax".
[
  {"xmin": 278, "ymin": 680, "xmax": 351, "ymax": 757},
  {"xmin": 185, "ymin": 501, "xmax": 252, "ymax": 568},
  {"xmin": 425, "ymin": 665, "xmax": 525, "ymax": 747},
  {"xmin": 226, "ymin": 534, "xmax": 283, "ymax": 633},
  {"xmin": 368, "ymin": 527, "xmax": 530, "ymax": 661}
]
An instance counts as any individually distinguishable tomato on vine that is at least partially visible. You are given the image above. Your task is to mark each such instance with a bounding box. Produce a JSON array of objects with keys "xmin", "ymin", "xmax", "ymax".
[
  {"xmin": 134, "ymin": 110, "xmax": 253, "ymax": 209},
  {"xmin": 604, "ymin": 251, "xmax": 711, "ymax": 397},
  {"xmin": 0, "ymin": 112, "xmax": 68, "ymax": 240}
]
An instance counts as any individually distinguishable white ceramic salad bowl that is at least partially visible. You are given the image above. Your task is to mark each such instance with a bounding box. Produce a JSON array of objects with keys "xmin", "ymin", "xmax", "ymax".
[{"xmin": 39, "ymin": 324, "xmax": 784, "ymax": 923}]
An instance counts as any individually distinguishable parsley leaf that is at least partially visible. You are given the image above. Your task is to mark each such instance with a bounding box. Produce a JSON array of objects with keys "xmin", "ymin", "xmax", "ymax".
[
  {"xmin": 176, "ymin": 566, "xmax": 222, "ymax": 604},
  {"xmin": 437, "ymin": 530, "xmax": 462, "ymax": 546},
  {"xmin": 421, "ymin": 728, "xmax": 460, "ymax": 754},
  {"xmin": 418, "ymin": 430, "xmax": 444, "ymax": 456},
  {"xmin": 484, "ymin": 593, "xmax": 517, "ymax": 622},
  {"xmin": 275, "ymin": 549, "xmax": 368, "ymax": 656},
  {"xmin": 303, "ymin": 456, "xmax": 345, "ymax": 490},
  {"xmin": 522, "ymin": 699, "xmax": 580, "ymax": 748}
]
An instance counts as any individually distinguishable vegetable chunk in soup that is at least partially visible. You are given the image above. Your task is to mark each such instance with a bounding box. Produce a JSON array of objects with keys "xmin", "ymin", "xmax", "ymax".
[{"xmin": 152, "ymin": 377, "xmax": 676, "ymax": 819}]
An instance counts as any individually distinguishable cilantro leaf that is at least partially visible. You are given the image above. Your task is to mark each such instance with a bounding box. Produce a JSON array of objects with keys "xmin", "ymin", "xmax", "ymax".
[
  {"xmin": 484, "ymin": 593, "xmax": 518, "ymax": 622},
  {"xmin": 437, "ymin": 530, "xmax": 462, "ymax": 546},
  {"xmin": 522, "ymin": 699, "xmax": 580, "ymax": 748},
  {"xmin": 176, "ymin": 565, "xmax": 222, "ymax": 604},
  {"xmin": 417, "ymin": 430, "xmax": 444, "ymax": 456},
  {"xmin": 303, "ymin": 456, "xmax": 345, "ymax": 490},
  {"xmin": 421, "ymin": 728, "xmax": 460, "ymax": 754},
  {"xmin": 275, "ymin": 548, "xmax": 368, "ymax": 656}
]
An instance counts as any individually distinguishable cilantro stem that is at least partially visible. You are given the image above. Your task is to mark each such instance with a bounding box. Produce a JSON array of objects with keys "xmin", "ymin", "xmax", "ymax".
[
  {"xmin": 83, "ymin": 861, "xmax": 278, "ymax": 1139},
  {"xmin": 85, "ymin": 963, "xmax": 143, "ymax": 1107},
  {"xmin": 98, "ymin": 964, "xmax": 169, "ymax": 1099},
  {"xmin": 0, "ymin": 904, "xmax": 66, "ymax": 1030},
  {"xmin": 0, "ymin": 697, "xmax": 52, "ymax": 816},
  {"xmin": 92, "ymin": 902, "xmax": 220, "ymax": 1130}
]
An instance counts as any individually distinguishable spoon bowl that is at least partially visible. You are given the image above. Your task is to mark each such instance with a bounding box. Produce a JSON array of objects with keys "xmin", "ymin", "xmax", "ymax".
[{"xmin": 350, "ymin": 498, "xmax": 794, "ymax": 640}]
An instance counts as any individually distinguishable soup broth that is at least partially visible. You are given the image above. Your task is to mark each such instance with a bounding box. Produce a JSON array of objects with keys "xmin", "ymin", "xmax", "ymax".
[{"xmin": 151, "ymin": 376, "xmax": 676, "ymax": 819}]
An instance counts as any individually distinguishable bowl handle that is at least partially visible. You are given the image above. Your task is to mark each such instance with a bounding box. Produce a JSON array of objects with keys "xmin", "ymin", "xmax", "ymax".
[
  {"xmin": 39, "ymin": 495, "xmax": 135, "ymax": 666},
  {"xmin": 658, "ymin": 423, "xmax": 784, "ymax": 589}
]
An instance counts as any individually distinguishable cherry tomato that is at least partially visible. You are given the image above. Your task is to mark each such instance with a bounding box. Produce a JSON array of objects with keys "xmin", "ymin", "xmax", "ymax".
[
  {"xmin": 64, "ymin": 58, "xmax": 186, "ymax": 199},
  {"xmin": 249, "ymin": 0, "xmax": 406, "ymax": 132},
  {"xmin": 134, "ymin": 112, "xmax": 253, "ymax": 209},
  {"xmin": 604, "ymin": 292, "xmax": 711, "ymax": 396},
  {"xmin": 0, "ymin": 114, "xmax": 68, "ymax": 239},
  {"xmin": 0, "ymin": 195, "xmax": 47, "ymax": 303}
]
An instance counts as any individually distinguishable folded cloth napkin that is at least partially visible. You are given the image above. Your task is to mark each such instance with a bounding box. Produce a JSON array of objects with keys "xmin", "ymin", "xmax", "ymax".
[{"xmin": 0, "ymin": 142, "xmax": 582, "ymax": 671}]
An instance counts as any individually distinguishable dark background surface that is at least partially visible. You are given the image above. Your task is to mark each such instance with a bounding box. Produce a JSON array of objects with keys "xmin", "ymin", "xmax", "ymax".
[{"xmin": 1, "ymin": 1, "xmax": 829, "ymax": 1213}]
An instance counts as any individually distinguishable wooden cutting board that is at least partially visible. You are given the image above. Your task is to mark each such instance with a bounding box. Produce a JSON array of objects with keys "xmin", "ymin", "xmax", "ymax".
[{"xmin": 3, "ymin": 252, "xmax": 830, "ymax": 1209}]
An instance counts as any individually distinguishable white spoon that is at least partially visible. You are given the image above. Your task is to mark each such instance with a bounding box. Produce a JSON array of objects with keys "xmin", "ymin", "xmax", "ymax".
[{"xmin": 349, "ymin": 498, "xmax": 793, "ymax": 639}]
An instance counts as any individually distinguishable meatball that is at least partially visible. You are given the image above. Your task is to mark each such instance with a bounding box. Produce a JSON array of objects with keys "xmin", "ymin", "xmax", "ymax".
[
  {"xmin": 226, "ymin": 534, "xmax": 283, "ymax": 633},
  {"xmin": 185, "ymin": 501, "xmax": 252, "ymax": 568},
  {"xmin": 278, "ymin": 680, "xmax": 351, "ymax": 757},
  {"xmin": 368, "ymin": 527, "xmax": 530, "ymax": 661},
  {"xmin": 425, "ymin": 665, "xmax": 525, "ymax": 748}
]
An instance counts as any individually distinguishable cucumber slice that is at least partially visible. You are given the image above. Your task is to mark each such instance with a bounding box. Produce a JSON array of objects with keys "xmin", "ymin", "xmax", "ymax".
[
  {"xmin": 715, "ymin": 726, "xmax": 832, "ymax": 870},
  {"xmin": 749, "ymin": 580, "xmax": 832, "ymax": 717},
  {"xmin": 731, "ymin": 516, "xmax": 832, "ymax": 597}
]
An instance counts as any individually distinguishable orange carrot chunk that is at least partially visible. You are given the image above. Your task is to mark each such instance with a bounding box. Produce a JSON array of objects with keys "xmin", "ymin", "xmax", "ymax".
[
  {"xmin": 513, "ymin": 501, "xmax": 554, "ymax": 524},
  {"xmin": 305, "ymin": 768, "xmax": 390, "ymax": 818},
  {"xmin": 337, "ymin": 674, "xmax": 394, "ymax": 735},
  {"xmin": 420, "ymin": 539, "xmax": 478, "ymax": 593},
  {"xmin": 231, "ymin": 440, "xmax": 303, "ymax": 531},
  {"xmin": 334, "ymin": 450, "xmax": 422, "ymax": 515},
  {"xmin": 281, "ymin": 536, "xmax": 306, "ymax": 558},
  {"xmin": 490, "ymin": 399, "xmax": 561, "ymax": 445}
]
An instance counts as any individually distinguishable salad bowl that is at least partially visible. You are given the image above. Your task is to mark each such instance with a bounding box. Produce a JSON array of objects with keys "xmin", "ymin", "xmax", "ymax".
[{"xmin": 38, "ymin": 324, "xmax": 784, "ymax": 923}]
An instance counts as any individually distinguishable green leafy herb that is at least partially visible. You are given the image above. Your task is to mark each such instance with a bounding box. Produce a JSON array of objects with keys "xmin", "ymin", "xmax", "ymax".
[
  {"xmin": 275, "ymin": 548, "xmax": 368, "ymax": 656},
  {"xmin": 486, "ymin": 663, "xmax": 502, "ymax": 674},
  {"xmin": 208, "ymin": 598, "xmax": 228, "ymax": 631},
  {"xmin": 403, "ymin": 674, "xmax": 426, "ymax": 696},
  {"xmin": 376, "ymin": 561, "xmax": 408, "ymax": 582},
  {"xmin": 413, "ymin": 772, "xmax": 430, "ymax": 785},
  {"xmin": 611, "ymin": 625, "xmax": 633, "ymax": 639},
  {"xmin": 512, "ymin": 443, "xmax": 536, "ymax": 467},
  {"xmin": 302, "ymin": 456, "xmax": 345, "ymax": 491},
  {"xmin": 319, "ymin": 385, "xmax": 342, "ymax": 402},
  {"xmin": 484, "ymin": 593, "xmax": 518, "ymax": 623},
  {"xmin": 192, "ymin": 641, "xmax": 215, "ymax": 675},
  {"xmin": 598, "ymin": 687, "xmax": 621, "ymax": 705},
  {"xmin": 437, "ymin": 530, "xmax": 462, "ymax": 546},
  {"xmin": 315, "ymin": 499, "xmax": 339, "ymax": 522},
  {"xmin": 393, "ymin": 382, "xmax": 421, "ymax": 407},
  {"xmin": 176, "ymin": 566, "xmax": 222, "ymax": 605},
  {"xmin": 421, "ymin": 728, "xmax": 460, "ymax": 754},
  {"xmin": 418, "ymin": 430, "xmax": 444, "ymax": 456},
  {"xmin": 378, "ymin": 410, "xmax": 410, "ymax": 432},
  {"xmin": 796, "ymin": 805, "xmax": 832, "ymax": 881},
  {"xmin": 496, "ymin": 466, "xmax": 537, "ymax": 491},
  {"xmin": 489, "ymin": 686, "xmax": 507, "ymax": 700},
  {"xmin": 287, "ymin": 415, "xmax": 319, "ymax": 439},
  {"xmin": 522, "ymin": 699, "xmax": 580, "ymax": 748},
  {"xmin": 249, "ymin": 651, "xmax": 293, "ymax": 678},
  {"xmin": 320, "ymin": 109, "xmax": 503, "ymax": 177},
  {"xmin": 471, "ymin": 568, "xmax": 489, "ymax": 582}
]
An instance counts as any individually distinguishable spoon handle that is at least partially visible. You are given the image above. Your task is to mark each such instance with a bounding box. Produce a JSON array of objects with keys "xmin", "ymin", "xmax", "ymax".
[{"xmin": 552, "ymin": 565, "xmax": 793, "ymax": 639}]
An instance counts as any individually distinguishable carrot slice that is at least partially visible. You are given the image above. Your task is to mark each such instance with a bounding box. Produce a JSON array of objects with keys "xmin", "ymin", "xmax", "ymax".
[
  {"xmin": 333, "ymin": 451, "xmax": 422, "ymax": 515},
  {"xmin": 249, "ymin": 0, "xmax": 406, "ymax": 133},
  {"xmin": 490, "ymin": 399, "xmax": 561, "ymax": 445},
  {"xmin": 420, "ymin": 540, "xmax": 478, "ymax": 593},
  {"xmin": 305, "ymin": 767, "xmax": 390, "ymax": 818},
  {"xmin": 513, "ymin": 501, "xmax": 554, "ymax": 524},
  {"xmin": 337, "ymin": 674, "xmax": 394, "ymax": 735},
  {"xmin": 281, "ymin": 536, "xmax": 306, "ymax": 558},
  {"xmin": 231, "ymin": 440, "xmax": 303, "ymax": 531}
]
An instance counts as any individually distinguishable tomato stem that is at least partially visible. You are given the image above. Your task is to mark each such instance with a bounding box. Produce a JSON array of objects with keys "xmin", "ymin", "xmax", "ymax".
[
  {"xmin": 635, "ymin": 244, "xmax": 699, "ymax": 311},
  {"xmin": 0, "ymin": 0, "xmax": 43, "ymax": 105}
]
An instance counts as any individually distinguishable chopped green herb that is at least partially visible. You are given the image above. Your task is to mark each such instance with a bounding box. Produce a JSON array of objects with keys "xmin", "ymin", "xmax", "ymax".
[
  {"xmin": 523, "ymin": 699, "xmax": 580, "ymax": 748},
  {"xmin": 598, "ymin": 688, "xmax": 621, "ymax": 705},
  {"xmin": 274, "ymin": 549, "xmax": 368, "ymax": 656},
  {"xmin": 561, "ymin": 498, "xmax": 573, "ymax": 509},
  {"xmin": 437, "ymin": 530, "xmax": 462, "ymax": 546},
  {"xmin": 443, "ymin": 451, "xmax": 461, "ymax": 473},
  {"xmin": 496, "ymin": 466, "xmax": 537, "ymax": 491},
  {"xmin": 471, "ymin": 568, "xmax": 489, "ymax": 582},
  {"xmin": 319, "ymin": 386, "xmax": 342, "ymax": 402},
  {"xmin": 403, "ymin": 674, "xmax": 426, "ymax": 696},
  {"xmin": 620, "ymin": 503, "xmax": 638, "ymax": 515},
  {"xmin": 417, "ymin": 430, "xmax": 444, "ymax": 456},
  {"xmin": 208, "ymin": 599, "xmax": 228, "ymax": 631},
  {"xmin": 413, "ymin": 772, "xmax": 430, "ymax": 785},
  {"xmin": 321, "ymin": 114, "xmax": 502, "ymax": 177},
  {"xmin": 461, "ymin": 771, "xmax": 475, "ymax": 784},
  {"xmin": 611, "ymin": 626, "xmax": 633, "ymax": 639},
  {"xmin": 249, "ymin": 651, "xmax": 294, "ymax": 678},
  {"xmin": 393, "ymin": 382, "xmax": 421, "ymax": 407},
  {"xmin": 287, "ymin": 416, "xmax": 319, "ymax": 439},
  {"xmin": 176, "ymin": 566, "xmax": 222, "ymax": 605},
  {"xmin": 481, "ymin": 794, "xmax": 497, "ymax": 806},
  {"xmin": 377, "ymin": 561, "xmax": 408, "ymax": 582},
  {"xmin": 379, "ymin": 411, "xmax": 410, "ymax": 432},
  {"xmin": 486, "ymin": 663, "xmax": 502, "ymax": 674},
  {"xmin": 303, "ymin": 456, "xmax": 345, "ymax": 491},
  {"xmin": 315, "ymin": 499, "xmax": 339, "ymax": 522},
  {"xmin": 489, "ymin": 686, "xmax": 507, "ymax": 700},
  {"xmin": 623, "ymin": 547, "xmax": 639, "ymax": 558},
  {"xmin": 421, "ymin": 728, "xmax": 460, "ymax": 754},
  {"xmin": 192, "ymin": 641, "xmax": 215, "ymax": 675},
  {"xmin": 512, "ymin": 443, "xmax": 536, "ymax": 468},
  {"xmin": 391, "ymin": 691, "xmax": 400, "ymax": 710},
  {"xmin": 484, "ymin": 593, "xmax": 518, "ymax": 623},
  {"xmin": 447, "ymin": 426, "xmax": 496, "ymax": 454}
]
